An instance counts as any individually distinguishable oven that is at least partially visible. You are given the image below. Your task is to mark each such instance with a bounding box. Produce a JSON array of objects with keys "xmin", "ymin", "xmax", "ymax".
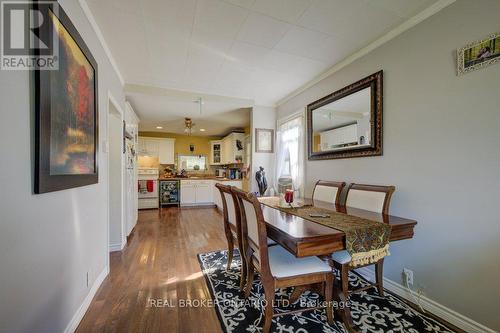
[{"xmin": 138, "ymin": 168, "xmax": 159, "ymax": 209}]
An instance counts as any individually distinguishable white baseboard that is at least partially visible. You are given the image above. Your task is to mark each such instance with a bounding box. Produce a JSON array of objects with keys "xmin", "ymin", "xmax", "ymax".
[
  {"xmin": 109, "ymin": 241, "xmax": 124, "ymax": 252},
  {"xmin": 63, "ymin": 265, "xmax": 109, "ymax": 333},
  {"xmin": 355, "ymin": 267, "xmax": 496, "ymax": 333},
  {"xmin": 180, "ymin": 203, "xmax": 216, "ymax": 207}
]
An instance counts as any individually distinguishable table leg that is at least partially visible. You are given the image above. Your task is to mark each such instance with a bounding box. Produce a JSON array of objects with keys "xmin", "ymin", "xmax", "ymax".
[
  {"xmin": 320, "ymin": 255, "xmax": 357, "ymax": 333},
  {"xmin": 333, "ymin": 278, "xmax": 356, "ymax": 333}
]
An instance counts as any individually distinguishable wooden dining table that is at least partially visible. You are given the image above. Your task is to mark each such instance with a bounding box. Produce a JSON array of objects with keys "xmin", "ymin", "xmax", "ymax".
[{"xmin": 259, "ymin": 197, "xmax": 417, "ymax": 333}]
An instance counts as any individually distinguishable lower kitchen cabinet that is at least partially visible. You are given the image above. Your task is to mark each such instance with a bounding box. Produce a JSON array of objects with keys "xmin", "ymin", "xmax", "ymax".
[
  {"xmin": 180, "ymin": 179, "xmax": 242, "ymax": 207},
  {"xmin": 180, "ymin": 181, "xmax": 196, "ymax": 204},
  {"xmin": 180, "ymin": 180, "xmax": 213, "ymax": 206},
  {"xmin": 212, "ymin": 180, "xmax": 242, "ymax": 211},
  {"xmin": 195, "ymin": 181, "xmax": 213, "ymax": 203}
]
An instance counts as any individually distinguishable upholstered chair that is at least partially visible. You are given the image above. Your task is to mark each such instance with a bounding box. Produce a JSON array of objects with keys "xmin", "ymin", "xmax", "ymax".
[
  {"xmin": 215, "ymin": 183, "xmax": 246, "ymax": 292},
  {"xmin": 232, "ymin": 188, "xmax": 334, "ymax": 333},
  {"xmin": 332, "ymin": 183, "xmax": 395, "ymax": 297},
  {"xmin": 312, "ymin": 180, "xmax": 346, "ymax": 205}
]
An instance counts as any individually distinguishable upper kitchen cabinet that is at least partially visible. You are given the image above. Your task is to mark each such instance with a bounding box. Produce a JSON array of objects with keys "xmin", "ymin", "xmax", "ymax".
[
  {"xmin": 209, "ymin": 133, "xmax": 245, "ymax": 165},
  {"xmin": 209, "ymin": 140, "xmax": 222, "ymax": 165},
  {"xmin": 158, "ymin": 138, "xmax": 175, "ymax": 164},
  {"xmin": 221, "ymin": 132, "xmax": 245, "ymax": 164},
  {"xmin": 138, "ymin": 137, "xmax": 175, "ymax": 164}
]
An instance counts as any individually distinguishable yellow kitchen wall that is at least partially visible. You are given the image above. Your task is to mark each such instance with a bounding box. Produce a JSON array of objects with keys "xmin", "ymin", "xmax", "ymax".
[{"xmin": 139, "ymin": 131, "xmax": 222, "ymax": 156}]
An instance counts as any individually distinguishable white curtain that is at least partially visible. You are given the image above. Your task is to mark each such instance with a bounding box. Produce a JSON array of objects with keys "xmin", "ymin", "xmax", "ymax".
[{"xmin": 275, "ymin": 114, "xmax": 304, "ymax": 197}]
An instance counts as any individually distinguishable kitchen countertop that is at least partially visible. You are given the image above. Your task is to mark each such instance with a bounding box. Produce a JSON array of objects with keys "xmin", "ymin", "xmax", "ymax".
[{"xmin": 158, "ymin": 176, "xmax": 242, "ymax": 182}]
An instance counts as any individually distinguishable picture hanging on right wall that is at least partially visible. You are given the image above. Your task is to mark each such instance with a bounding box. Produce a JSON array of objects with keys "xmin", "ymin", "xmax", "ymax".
[{"xmin": 457, "ymin": 32, "xmax": 500, "ymax": 75}]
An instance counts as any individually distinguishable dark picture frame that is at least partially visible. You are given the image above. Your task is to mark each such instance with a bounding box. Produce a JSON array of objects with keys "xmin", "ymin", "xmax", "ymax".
[
  {"xmin": 307, "ymin": 71, "xmax": 383, "ymax": 160},
  {"xmin": 255, "ymin": 128, "xmax": 274, "ymax": 153},
  {"xmin": 34, "ymin": 2, "xmax": 99, "ymax": 194}
]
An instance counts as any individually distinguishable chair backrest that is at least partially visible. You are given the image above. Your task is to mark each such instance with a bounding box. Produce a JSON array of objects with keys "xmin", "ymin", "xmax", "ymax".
[
  {"xmin": 345, "ymin": 183, "xmax": 395, "ymax": 215},
  {"xmin": 312, "ymin": 180, "xmax": 346, "ymax": 205},
  {"xmin": 215, "ymin": 183, "xmax": 241, "ymax": 243},
  {"xmin": 232, "ymin": 188, "xmax": 270, "ymax": 275}
]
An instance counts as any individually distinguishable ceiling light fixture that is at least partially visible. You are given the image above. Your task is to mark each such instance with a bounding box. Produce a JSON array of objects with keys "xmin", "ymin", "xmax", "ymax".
[
  {"xmin": 184, "ymin": 117, "xmax": 194, "ymax": 136},
  {"xmin": 199, "ymin": 128, "xmax": 206, "ymax": 132},
  {"xmin": 156, "ymin": 126, "xmax": 163, "ymax": 129}
]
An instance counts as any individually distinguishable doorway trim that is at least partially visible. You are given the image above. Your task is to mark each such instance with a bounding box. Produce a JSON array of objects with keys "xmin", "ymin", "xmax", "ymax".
[{"xmin": 107, "ymin": 91, "xmax": 126, "ymax": 255}]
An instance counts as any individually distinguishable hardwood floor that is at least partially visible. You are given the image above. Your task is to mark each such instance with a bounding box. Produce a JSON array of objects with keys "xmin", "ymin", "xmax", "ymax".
[{"xmin": 76, "ymin": 207, "xmax": 227, "ymax": 333}]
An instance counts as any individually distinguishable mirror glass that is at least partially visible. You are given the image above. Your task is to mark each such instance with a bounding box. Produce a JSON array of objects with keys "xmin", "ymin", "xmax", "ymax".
[{"xmin": 311, "ymin": 87, "xmax": 371, "ymax": 153}]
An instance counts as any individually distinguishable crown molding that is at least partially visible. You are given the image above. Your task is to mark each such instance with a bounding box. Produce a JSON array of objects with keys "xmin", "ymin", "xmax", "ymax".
[
  {"xmin": 276, "ymin": 0, "xmax": 456, "ymax": 107},
  {"xmin": 124, "ymin": 82, "xmax": 255, "ymax": 106},
  {"xmin": 78, "ymin": 0, "xmax": 125, "ymax": 86}
]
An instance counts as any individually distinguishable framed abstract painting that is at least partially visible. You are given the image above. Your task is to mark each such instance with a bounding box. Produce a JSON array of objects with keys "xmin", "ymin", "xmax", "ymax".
[{"xmin": 34, "ymin": 2, "xmax": 98, "ymax": 193}]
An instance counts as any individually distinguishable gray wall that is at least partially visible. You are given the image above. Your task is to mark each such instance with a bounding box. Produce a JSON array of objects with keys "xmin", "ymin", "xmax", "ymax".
[
  {"xmin": 251, "ymin": 106, "xmax": 276, "ymax": 194},
  {"xmin": 0, "ymin": 0, "xmax": 125, "ymax": 332},
  {"xmin": 278, "ymin": 0, "xmax": 500, "ymax": 330},
  {"xmin": 108, "ymin": 109, "xmax": 123, "ymax": 248}
]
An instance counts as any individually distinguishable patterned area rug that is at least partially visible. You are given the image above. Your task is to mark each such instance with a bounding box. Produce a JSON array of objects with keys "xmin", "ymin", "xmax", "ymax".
[{"xmin": 197, "ymin": 250, "xmax": 457, "ymax": 333}]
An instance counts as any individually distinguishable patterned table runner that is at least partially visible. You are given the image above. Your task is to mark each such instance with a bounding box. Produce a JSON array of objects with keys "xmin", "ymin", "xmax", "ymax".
[{"xmin": 258, "ymin": 197, "xmax": 391, "ymax": 267}]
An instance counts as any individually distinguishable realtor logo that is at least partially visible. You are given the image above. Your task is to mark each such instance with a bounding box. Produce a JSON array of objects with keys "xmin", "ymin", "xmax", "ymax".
[{"xmin": 1, "ymin": 1, "xmax": 59, "ymax": 70}]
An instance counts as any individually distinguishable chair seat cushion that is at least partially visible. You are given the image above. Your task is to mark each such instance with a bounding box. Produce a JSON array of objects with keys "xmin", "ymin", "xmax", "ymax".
[
  {"xmin": 331, "ymin": 250, "xmax": 352, "ymax": 264},
  {"xmin": 268, "ymin": 245, "xmax": 331, "ymax": 278}
]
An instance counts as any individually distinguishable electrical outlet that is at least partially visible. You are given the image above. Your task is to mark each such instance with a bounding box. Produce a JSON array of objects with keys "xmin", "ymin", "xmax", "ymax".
[{"xmin": 403, "ymin": 268, "xmax": 414, "ymax": 286}]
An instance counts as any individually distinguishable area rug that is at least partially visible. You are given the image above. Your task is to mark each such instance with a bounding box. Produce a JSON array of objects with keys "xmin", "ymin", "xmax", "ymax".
[{"xmin": 197, "ymin": 249, "xmax": 457, "ymax": 333}]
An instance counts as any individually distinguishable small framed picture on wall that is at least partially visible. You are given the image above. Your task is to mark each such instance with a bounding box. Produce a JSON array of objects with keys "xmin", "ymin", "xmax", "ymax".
[
  {"xmin": 457, "ymin": 32, "xmax": 500, "ymax": 75},
  {"xmin": 255, "ymin": 128, "xmax": 274, "ymax": 153}
]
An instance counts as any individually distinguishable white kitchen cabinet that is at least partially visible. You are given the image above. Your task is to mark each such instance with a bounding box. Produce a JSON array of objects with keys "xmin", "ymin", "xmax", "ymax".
[
  {"xmin": 222, "ymin": 136, "xmax": 232, "ymax": 164},
  {"xmin": 180, "ymin": 180, "xmax": 214, "ymax": 206},
  {"xmin": 138, "ymin": 137, "xmax": 175, "ymax": 164},
  {"xmin": 209, "ymin": 140, "xmax": 222, "ymax": 165},
  {"xmin": 320, "ymin": 124, "xmax": 358, "ymax": 150},
  {"xmin": 180, "ymin": 181, "xmax": 196, "ymax": 204},
  {"xmin": 138, "ymin": 137, "xmax": 159, "ymax": 156},
  {"xmin": 213, "ymin": 186, "xmax": 222, "ymax": 209},
  {"xmin": 212, "ymin": 180, "xmax": 242, "ymax": 210},
  {"xmin": 220, "ymin": 132, "xmax": 245, "ymax": 164},
  {"xmin": 158, "ymin": 138, "xmax": 175, "ymax": 164},
  {"xmin": 196, "ymin": 180, "xmax": 213, "ymax": 203}
]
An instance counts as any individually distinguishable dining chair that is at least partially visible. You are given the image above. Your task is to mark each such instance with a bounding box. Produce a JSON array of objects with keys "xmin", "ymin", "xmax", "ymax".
[
  {"xmin": 215, "ymin": 183, "xmax": 246, "ymax": 292},
  {"xmin": 332, "ymin": 183, "xmax": 395, "ymax": 297},
  {"xmin": 312, "ymin": 180, "xmax": 346, "ymax": 205},
  {"xmin": 232, "ymin": 188, "xmax": 334, "ymax": 333}
]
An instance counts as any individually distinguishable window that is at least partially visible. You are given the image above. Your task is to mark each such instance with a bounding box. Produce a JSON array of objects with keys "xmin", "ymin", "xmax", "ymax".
[
  {"xmin": 178, "ymin": 155, "xmax": 207, "ymax": 171},
  {"xmin": 276, "ymin": 113, "xmax": 304, "ymax": 196}
]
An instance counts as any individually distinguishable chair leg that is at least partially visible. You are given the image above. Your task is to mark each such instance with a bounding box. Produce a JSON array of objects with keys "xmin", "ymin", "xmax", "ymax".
[
  {"xmin": 239, "ymin": 248, "xmax": 247, "ymax": 293},
  {"xmin": 324, "ymin": 274, "xmax": 334, "ymax": 325},
  {"xmin": 244, "ymin": 259, "xmax": 255, "ymax": 299},
  {"xmin": 375, "ymin": 259, "xmax": 385, "ymax": 296},
  {"xmin": 261, "ymin": 280, "xmax": 275, "ymax": 333},
  {"xmin": 226, "ymin": 242, "xmax": 234, "ymax": 271},
  {"xmin": 340, "ymin": 264, "xmax": 350, "ymax": 297},
  {"xmin": 226, "ymin": 240, "xmax": 234, "ymax": 271}
]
